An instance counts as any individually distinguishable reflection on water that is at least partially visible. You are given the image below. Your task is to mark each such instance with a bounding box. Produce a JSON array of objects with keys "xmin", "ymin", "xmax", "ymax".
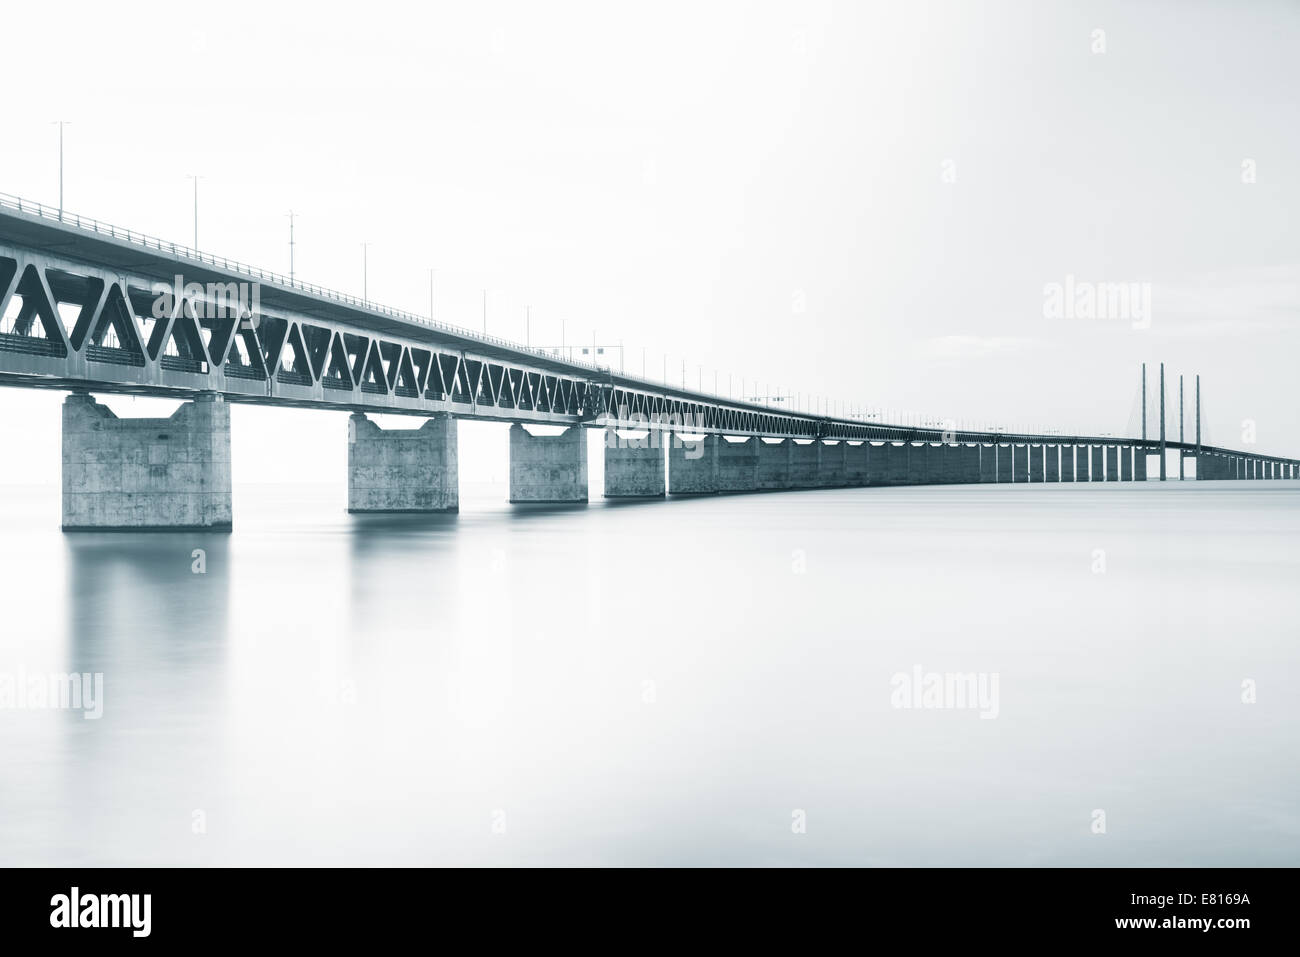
[{"xmin": 1, "ymin": 480, "xmax": 1298, "ymax": 865}]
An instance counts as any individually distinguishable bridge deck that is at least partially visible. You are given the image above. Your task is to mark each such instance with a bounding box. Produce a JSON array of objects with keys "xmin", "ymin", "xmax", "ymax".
[{"xmin": 0, "ymin": 197, "xmax": 1294, "ymax": 465}]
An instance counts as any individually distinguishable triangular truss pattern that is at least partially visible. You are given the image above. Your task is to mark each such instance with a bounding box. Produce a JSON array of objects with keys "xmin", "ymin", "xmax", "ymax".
[
  {"xmin": 43, "ymin": 269, "xmax": 107, "ymax": 351},
  {"xmin": 409, "ymin": 349, "xmax": 434, "ymax": 397},
  {"xmin": 225, "ymin": 319, "xmax": 268, "ymax": 381},
  {"xmin": 301, "ymin": 324, "xmax": 333, "ymax": 380},
  {"xmin": 379, "ymin": 342, "xmax": 402, "ymax": 390},
  {"xmin": 257, "ymin": 317, "xmax": 289, "ymax": 372},
  {"xmin": 0, "ymin": 252, "xmax": 974, "ymax": 450},
  {"xmin": 488, "ymin": 364, "xmax": 508, "ymax": 407},
  {"xmin": 0, "ymin": 265, "xmax": 71, "ymax": 357},
  {"xmin": 157, "ymin": 299, "xmax": 210, "ymax": 373},
  {"xmin": 359, "ymin": 341, "xmax": 388, "ymax": 394},
  {"xmin": 126, "ymin": 286, "xmax": 168, "ymax": 359},
  {"xmin": 433, "ymin": 353, "xmax": 462, "ymax": 401},
  {"xmin": 321, "ymin": 332, "xmax": 353, "ymax": 390},
  {"xmin": 393, "ymin": 349, "xmax": 421, "ymax": 397},
  {"xmin": 82, "ymin": 283, "xmax": 146, "ymax": 365},
  {"xmin": 276, "ymin": 323, "xmax": 313, "ymax": 385},
  {"xmin": 343, "ymin": 333, "xmax": 369, "ymax": 385},
  {"xmin": 0, "ymin": 257, "xmax": 16, "ymax": 318},
  {"xmin": 200, "ymin": 314, "xmax": 239, "ymax": 370},
  {"xmin": 463, "ymin": 358, "xmax": 485, "ymax": 403}
]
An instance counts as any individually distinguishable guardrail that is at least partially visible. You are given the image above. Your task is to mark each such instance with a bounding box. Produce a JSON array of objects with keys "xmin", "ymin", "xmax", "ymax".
[
  {"xmin": 0, "ymin": 191, "xmax": 618, "ymax": 373},
  {"xmin": 0, "ymin": 191, "xmax": 1125, "ymax": 439}
]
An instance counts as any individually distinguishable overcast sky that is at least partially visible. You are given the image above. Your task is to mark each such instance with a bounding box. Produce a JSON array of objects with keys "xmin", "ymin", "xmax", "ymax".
[{"xmin": 2, "ymin": 0, "xmax": 1297, "ymax": 485}]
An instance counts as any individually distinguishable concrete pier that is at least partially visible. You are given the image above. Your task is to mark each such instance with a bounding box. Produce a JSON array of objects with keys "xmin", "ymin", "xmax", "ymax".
[
  {"xmin": 885, "ymin": 442, "xmax": 910, "ymax": 485},
  {"xmin": 789, "ymin": 440, "xmax": 823, "ymax": 488},
  {"xmin": 1120, "ymin": 446, "xmax": 1133, "ymax": 481},
  {"xmin": 348, "ymin": 413, "xmax": 458, "ymax": 512},
  {"xmin": 1012, "ymin": 444, "xmax": 1028, "ymax": 482},
  {"xmin": 945, "ymin": 444, "xmax": 981, "ymax": 484},
  {"xmin": 979, "ymin": 445, "xmax": 996, "ymax": 483},
  {"xmin": 668, "ymin": 433, "xmax": 718, "ymax": 494},
  {"xmin": 604, "ymin": 432, "xmax": 665, "ymax": 498},
  {"xmin": 1135, "ymin": 449, "xmax": 1148, "ymax": 481},
  {"xmin": 996, "ymin": 445, "xmax": 1011, "ymax": 483},
  {"xmin": 1045, "ymin": 445, "xmax": 1060, "ymax": 482},
  {"xmin": 845, "ymin": 442, "xmax": 869, "ymax": 486},
  {"xmin": 908, "ymin": 443, "xmax": 934, "ymax": 484},
  {"xmin": 1060, "ymin": 445, "xmax": 1075, "ymax": 482},
  {"xmin": 1089, "ymin": 445, "xmax": 1103, "ymax": 482},
  {"xmin": 509, "ymin": 424, "xmax": 588, "ymax": 502},
  {"xmin": 757, "ymin": 438, "xmax": 791, "ymax": 489},
  {"xmin": 1105, "ymin": 445, "xmax": 1119, "ymax": 482},
  {"xmin": 820, "ymin": 441, "xmax": 848, "ymax": 487},
  {"xmin": 62, "ymin": 392, "xmax": 232, "ymax": 530},
  {"xmin": 1029, "ymin": 445, "xmax": 1044, "ymax": 483},
  {"xmin": 717, "ymin": 436, "xmax": 760, "ymax": 492}
]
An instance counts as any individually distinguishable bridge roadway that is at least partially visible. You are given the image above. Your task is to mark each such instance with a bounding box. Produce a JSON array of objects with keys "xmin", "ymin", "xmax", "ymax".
[{"xmin": 1, "ymin": 196, "xmax": 1296, "ymax": 529}]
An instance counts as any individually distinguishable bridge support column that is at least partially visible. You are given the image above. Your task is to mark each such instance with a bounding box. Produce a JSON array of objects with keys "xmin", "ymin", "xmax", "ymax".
[
  {"xmin": 845, "ymin": 442, "xmax": 869, "ymax": 486},
  {"xmin": 509, "ymin": 424, "xmax": 588, "ymax": 503},
  {"xmin": 348, "ymin": 413, "xmax": 458, "ymax": 512},
  {"xmin": 1089, "ymin": 445, "xmax": 1103, "ymax": 482},
  {"xmin": 979, "ymin": 444, "xmax": 996, "ymax": 483},
  {"xmin": 757, "ymin": 439, "xmax": 792, "ymax": 489},
  {"xmin": 907, "ymin": 443, "xmax": 935, "ymax": 484},
  {"xmin": 1120, "ymin": 446, "xmax": 1133, "ymax": 481},
  {"xmin": 62, "ymin": 391, "xmax": 232, "ymax": 531},
  {"xmin": 944, "ymin": 443, "xmax": 980, "ymax": 484},
  {"xmin": 996, "ymin": 444, "xmax": 1011, "ymax": 482},
  {"xmin": 1060, "ymin": 445, "xmax": 1076, "ymax": 482},
  {"xmin": 819, "ymin": 441, "xmax": 848, "ymax": 487},
  {"xmin": 717, "ymin": 435, "xmax": 760, "ymax": 492},
  {"xmin": 1045, "ymin": 445, "xmax": 1060, "ymax": 482},
  {"xmin": 789, "ymin": 440, "xmax": 823, "ymax": 488},
  {"xmin": 1029, "ymin": 444, "xmax": 1044, "ymax": 482},
  {"xmin": 667, "ymin": 433, "xmax": 718, "ymax": 494},
  {"xmin": 1011, "ymin": 444, "xmax": 1028, "ymax": 482},
  {"xmin": 867, "ymin": 442, "xmax": 887, "ymax": 485},
  {"xmin": 1105, "ymin": 445, "xmax": 1119, "ymax": 482},
  {"xmin": 884, "ymin": 442, "xmax": 911, "ymax": 485},
  {"xmin": 604, "ymin": 431, "xmax": 665, "ymax": 498}
]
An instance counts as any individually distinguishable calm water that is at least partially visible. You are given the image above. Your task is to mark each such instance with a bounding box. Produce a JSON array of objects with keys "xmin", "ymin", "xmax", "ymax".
[{"xmin": 1, "ymin": 479, "xmax": 1297, "ymax": 866}]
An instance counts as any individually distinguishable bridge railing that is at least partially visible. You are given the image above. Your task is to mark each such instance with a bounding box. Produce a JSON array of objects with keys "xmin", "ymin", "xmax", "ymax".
[
  {"xmin": 2, "ymin": 193, "xmax": 850, "ymax": 419},
  {"xmin": 0, "ymin": 191, "xmax": 623, "ymax": 376},
  {"xmin": 3, "ymin": 192, "xmax": 1174, "ymax": 440}
]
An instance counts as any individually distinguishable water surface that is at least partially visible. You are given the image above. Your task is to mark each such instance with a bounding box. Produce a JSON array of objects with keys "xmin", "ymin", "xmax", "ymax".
[{"xmin": 1, "ymin": 479, "xmax": 1297, "ymax": 866}]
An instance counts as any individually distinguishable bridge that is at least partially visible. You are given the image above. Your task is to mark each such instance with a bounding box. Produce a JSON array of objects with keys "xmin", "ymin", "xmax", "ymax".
[{"xmin": 1, "ymin": 193, "xmax": 1295, "ymax": 530}]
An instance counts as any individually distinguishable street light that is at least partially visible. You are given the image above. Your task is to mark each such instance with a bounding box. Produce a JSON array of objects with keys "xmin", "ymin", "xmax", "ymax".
[
  {"xmin": 186, "ymin": 174, "xmax": 202, "ymax": 249},
  {"xmin": 287, "ymin": 211, "xmax": 297, "ymax": 282},
  {"xmin": 52, "ymin": 121, "xmax": 71, "ymax": 221}
]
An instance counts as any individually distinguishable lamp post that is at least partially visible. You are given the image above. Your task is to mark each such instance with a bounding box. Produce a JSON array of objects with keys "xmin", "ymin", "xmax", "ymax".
[{"xmin": 53, "ymin": 121, "xmax": 71, "ymax": 221}]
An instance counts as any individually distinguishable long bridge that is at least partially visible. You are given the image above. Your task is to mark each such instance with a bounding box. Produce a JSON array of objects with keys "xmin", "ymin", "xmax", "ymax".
[{"xmin": 1, "ymin": 194, "xmax": 1295, "ymax": 530}]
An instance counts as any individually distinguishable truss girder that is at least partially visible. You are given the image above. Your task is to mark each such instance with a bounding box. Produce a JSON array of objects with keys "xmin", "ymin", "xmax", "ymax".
[{"xmin": 0, "ymin": 241, "xmax": 1294, "ymax": 461}]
